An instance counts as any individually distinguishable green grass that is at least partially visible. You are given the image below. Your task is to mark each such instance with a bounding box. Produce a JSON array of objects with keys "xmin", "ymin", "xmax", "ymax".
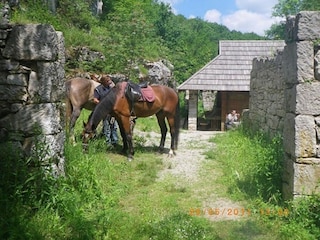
[
  {"xmin": 206, "ymin": 130, "xmax": 283, "ymax": 204},
  {"xmin": 2, "ymin": 113, "xmax": 320, "ymax": 239},
  {"xmin": 205, "ymin": 128, "xmax": 320, "ymax": 240}
]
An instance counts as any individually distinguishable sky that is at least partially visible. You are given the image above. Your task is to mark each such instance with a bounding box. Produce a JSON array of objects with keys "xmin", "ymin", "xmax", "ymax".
[{"xmin": 158, "ymin": 0, "xmax": 283, "ymax": 36}]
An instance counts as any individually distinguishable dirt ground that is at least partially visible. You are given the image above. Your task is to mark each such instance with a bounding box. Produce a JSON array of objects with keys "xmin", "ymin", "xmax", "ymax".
[{"xmin": 137, "ymin": 129, "xmax": 245, "ymax": 221}]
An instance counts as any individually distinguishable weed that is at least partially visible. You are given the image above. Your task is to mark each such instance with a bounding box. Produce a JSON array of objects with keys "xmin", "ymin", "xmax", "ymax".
[
  {"xmin": 207, "ymin": 129, "xmax": 283, "ymax": 204},
  {"xmin": 140, "ymin": 212, "xmax": 217, "ymax": 240},
  {"xmin": 206, "ymin": 128, "xmax": 320, "ymax": 239},
  {"xmin": 281, "ymin": 194, "xmax": 320, "ymax": 238},
  {"xmin": 3, "ymin": 109, "xmax": 320, "ymax": 239}
]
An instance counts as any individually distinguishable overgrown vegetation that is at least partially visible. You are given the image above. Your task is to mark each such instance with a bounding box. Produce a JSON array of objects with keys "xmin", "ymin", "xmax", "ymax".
[
  {"xmin": 206, "ymin": 129, "xmax": 283, "ymax": 204},
  {"xmin": 1, "ymin": 112, "xmax": 320, "ymax": 239},
  {"xmin": 0, "ymin": 114, "xmax": 216, "ymax": 239},
  {"xmin": 267, "ymin": 0, "xmax": 320, "ymax": 39},
  {"xmin": 205, "ymin": 128, "xmax": 320, "ymax": 239},
  {"xmin": 10, "ymin": 0, "xmax": 263, "ymax": 83},
  {"xmin": 2, "ymin": 1, "xmax": 320, "ymax": 238}
]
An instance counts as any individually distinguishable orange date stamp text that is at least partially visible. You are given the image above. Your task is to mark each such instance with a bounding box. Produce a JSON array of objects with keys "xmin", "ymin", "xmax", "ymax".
[{"xmin": 189, "ymin": 207, "xmax": 289, "ymax": 217}]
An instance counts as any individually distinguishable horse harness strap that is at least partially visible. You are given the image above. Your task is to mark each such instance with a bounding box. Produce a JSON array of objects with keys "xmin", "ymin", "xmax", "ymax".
[{"xmin": 124, "ymin": 81, "xmax": 148, "ymax": 116}]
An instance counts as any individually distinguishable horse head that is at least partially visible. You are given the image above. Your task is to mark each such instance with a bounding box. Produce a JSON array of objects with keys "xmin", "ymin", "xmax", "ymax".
[{"xmin": 81, "ymin": 121, "xmax": 95, "ymax": 152}]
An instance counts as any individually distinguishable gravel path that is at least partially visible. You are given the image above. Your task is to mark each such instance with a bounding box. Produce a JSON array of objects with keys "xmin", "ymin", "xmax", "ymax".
[
  {"xmin": 137, "ymin": 129, "xmax": 244, "ymax": 221},
  {"xmin": 157, "ymin": 130, "xmax": 216, "ymax": 182}
]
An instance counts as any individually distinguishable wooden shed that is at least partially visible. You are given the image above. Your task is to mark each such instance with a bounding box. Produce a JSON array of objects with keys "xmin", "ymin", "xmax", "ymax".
[{"xmin": 177, "ymin": 40, "xmax": 285, "ymax": 131}]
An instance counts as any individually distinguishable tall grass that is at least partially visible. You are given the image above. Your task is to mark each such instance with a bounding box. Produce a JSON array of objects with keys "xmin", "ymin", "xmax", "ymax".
[
  {"xmin": 0, "ymin": 110, "xmax": 213, "ymax": 239},
  {"xmin": 206, "ymin": 129, "xmax": 283, "ymax": 204},
  {"xmin": 205, "ymin": 128, "xmax": 320, "ymax": 239},
  {"xmin": 2, "ymin": 110, "xmax": 320, "ymax": 239}
]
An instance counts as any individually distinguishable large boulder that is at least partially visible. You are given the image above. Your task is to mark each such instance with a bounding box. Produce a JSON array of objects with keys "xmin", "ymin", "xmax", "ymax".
[
  {"xmin": 3, "ymin": 24, "xmax": 59, "ymax": 61},
  {"xmin": 145, "ymin": 60, "xmax": 175, "ymax": 87}
]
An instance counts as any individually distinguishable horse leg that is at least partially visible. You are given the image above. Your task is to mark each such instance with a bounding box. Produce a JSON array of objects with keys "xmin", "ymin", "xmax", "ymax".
[
  {"xmin": 69, "ymin": 107, "xmax": 81, "ymax": 143},
  {"xmin": 156, "ymin": 112, "xmax": 167, "ymax": 153},
  {"xmin": 116, "ymin": 118, "xmax": 128, "ymax": 154},
  {"xmin": 166, "ymin": 116, "xmax": 177, "ymax": 157},
  {"xmin": 118, "ymin": 116, "xmax": 134, "ymax": 161},
  {"xmin": 65, "ymin": 98, "xmax": 73, "ymax": 139}
]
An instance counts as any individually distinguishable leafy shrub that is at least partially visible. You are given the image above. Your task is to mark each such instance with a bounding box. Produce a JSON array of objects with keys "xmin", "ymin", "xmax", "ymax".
[
  {"xmin": 280, "ymin": 194, "xmax": 320, "ymax": 239},
  {"xmin": 0, "ymin": 139, "xmax": 58, "ymax": 239}
]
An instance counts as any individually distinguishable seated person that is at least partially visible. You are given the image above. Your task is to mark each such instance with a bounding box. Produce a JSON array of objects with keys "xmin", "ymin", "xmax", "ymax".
[{"xmin": 225, "ymin": 110, "xmax": 240, "ymax": 130}]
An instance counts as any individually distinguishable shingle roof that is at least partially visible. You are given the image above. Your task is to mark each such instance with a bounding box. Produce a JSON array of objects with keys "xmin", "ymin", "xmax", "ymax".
[{"xmin": 177, "ymin": 40, "xmax": 285, "ymax": 91}]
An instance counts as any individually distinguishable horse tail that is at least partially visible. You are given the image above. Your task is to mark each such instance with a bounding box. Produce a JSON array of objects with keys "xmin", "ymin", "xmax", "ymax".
[{"xmin": 174, "ymin": 93, "xmax": 180, "ymax": 149}]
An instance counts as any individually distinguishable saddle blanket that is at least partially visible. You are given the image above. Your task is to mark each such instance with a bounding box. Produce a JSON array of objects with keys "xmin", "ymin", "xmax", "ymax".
[
  {"xmin": 140, "ymin": 86, "xmax": 155, "ymax": 102},
  {"xmin": 119, "ymin": 81, "xmax": 156, "ymax": 103}
]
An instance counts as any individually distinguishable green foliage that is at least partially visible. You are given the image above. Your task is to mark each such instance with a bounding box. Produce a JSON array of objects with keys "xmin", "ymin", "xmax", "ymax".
[
  {"xmin": 301, "ymin": 0, "xmax": 320, "ymax": 11},
  {"xmin": 273, "ymin": 0, "xmax": 302, "ymax": 17},
  {"xmin": 135, "ymin": 116, "xmax": 160, "ymax": 133},
  {"xmin": 265, "ymin": 22, "xmax": 287, "ymax": 40},
  {"xmin": 0, "ymin": 139, "xmax": 59, "ymax": 239},
  {"xmin": 3, "ymin": 112, "xmax": 320, "ymax": 239},
  {"xmin": 281, "ymin": 195, "xmax": 320, "ymax": 239},
  {"xmin": 11, "ymin": 0, "xmax": 263, "ymax": 84},
  {"xmin": 179, "ymin": 92, "xmax": 188, "ymax": 118},
  {"xmin": 197, "ymin": 97, "xmax": 205, "ymax": 119},
  {"xmin": 206, "ymin": 129, "xmax": 283, "ymax": 204},
  {"xmin": 57, "ymin": 0, "xmax": 98, "ymax": 30},
  {"xmin": 273, "ymin": 0, "xmax": 320, "ymax": 18},
  {"xmin": 206, "ymin": 129, "xmax": 320, "ymax": 239},
  {"xmin": 140, "ymin": 213, "xmax": 217, "ymax": 240},
  {"xmin": 270, "ymin": 0, "xmax": 320, "ymax": 39}
]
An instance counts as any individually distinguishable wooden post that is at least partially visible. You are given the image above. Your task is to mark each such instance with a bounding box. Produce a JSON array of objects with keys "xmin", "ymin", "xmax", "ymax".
[
  {"xmin": 221, "ymin": 91, "xmax": 228, "ymax": 131},
  {"xmin": 188, "ymin": 90, "xmax": 198, "ymax": 131}
]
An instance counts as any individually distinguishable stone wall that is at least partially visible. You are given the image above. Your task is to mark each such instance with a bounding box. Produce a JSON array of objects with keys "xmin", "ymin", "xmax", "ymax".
[
  {"xmin": 0, "ymin": 21, "xmax": 65, "ymax": 176},
  {"xmin": 249, "ymin": 11, "xmax": 320, "ymax": 199},
  {"xmin": 249, "ymin": 50, "xmax": 286, "ymax": 136}
]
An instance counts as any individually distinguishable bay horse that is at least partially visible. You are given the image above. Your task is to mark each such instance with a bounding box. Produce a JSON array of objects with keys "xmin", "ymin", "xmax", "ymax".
[
  {"xmin": 65, "ymin": 75, "xmax": 108, "ymax": 140},
  {"xmin": 82, "ymin": 81, "xmax": 180, "ymax": 161}
]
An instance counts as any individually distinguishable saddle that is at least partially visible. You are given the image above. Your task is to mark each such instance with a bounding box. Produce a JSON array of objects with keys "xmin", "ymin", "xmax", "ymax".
[
  {"xmin": 124, "ymin": 81, "xmax": 155, "ymax": 116},
  {"xmin": 125, "ymin": 81, "xmax": 148, "ymax": 103}
]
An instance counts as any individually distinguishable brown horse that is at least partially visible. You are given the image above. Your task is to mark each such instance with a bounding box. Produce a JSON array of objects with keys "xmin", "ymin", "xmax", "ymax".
[
  {"xmin": 82, "ymin": 82, "xmax": 180, "ymax": 161},
  {"xmin": 65, "ymin": 76, "xmax": 100, "ymax": 140}
]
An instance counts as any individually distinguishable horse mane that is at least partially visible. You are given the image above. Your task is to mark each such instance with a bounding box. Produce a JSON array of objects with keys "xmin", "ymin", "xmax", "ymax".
[{"xmin": 88, "ymin": 86, "xmax": 117, "ymax": 130}]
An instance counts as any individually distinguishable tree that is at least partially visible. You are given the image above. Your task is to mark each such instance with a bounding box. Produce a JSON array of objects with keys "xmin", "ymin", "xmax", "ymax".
[
  {"xmin": 13, "ymin": 0, "xmax": 263, "ymax": 83},
  {"xmin": 268, "ymin": 0, "xmax": 320, "ymax": 39},
  {"xmin": 273, "ymin": 0, "xmax": 302, "ymax": 18}
]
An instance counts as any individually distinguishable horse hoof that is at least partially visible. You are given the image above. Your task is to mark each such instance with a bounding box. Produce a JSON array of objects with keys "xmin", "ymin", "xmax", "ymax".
[
  {"xmin": 158, "ymin": 147, "xmax": 165, "ymax": 154},
  {"xmin": 167, "ymin": 149, "xmax": 175, "ymax": 158}
]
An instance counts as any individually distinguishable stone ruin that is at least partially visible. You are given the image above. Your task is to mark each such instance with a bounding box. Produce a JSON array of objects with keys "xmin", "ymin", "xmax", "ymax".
[
  {"xmin": 0, "ymin": 18, "xmax": 65, "ymax": 175},
  {"xmin": 249, "ymin": 11, "xmax": 320, "ymax": 199},
  {"xmin": 0, "ymin": 11, "xmax": 174, "ymax": 178}
]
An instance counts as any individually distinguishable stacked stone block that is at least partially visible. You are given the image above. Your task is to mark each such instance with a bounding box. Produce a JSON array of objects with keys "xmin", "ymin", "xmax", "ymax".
[
  {"xmin": 0, "ymin": 22, "xmax": 66, "ymax": 176},
  {"xmin": 249, "ymin": 50, "xmax": 286, "ymax": 136},
  {"xmin": 283, "ymin": 11, "xmax": 320, "ymax": 198},
  {"xmin": 250, "ymin": 11, "xmax": 320, "ymax": 199}
]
